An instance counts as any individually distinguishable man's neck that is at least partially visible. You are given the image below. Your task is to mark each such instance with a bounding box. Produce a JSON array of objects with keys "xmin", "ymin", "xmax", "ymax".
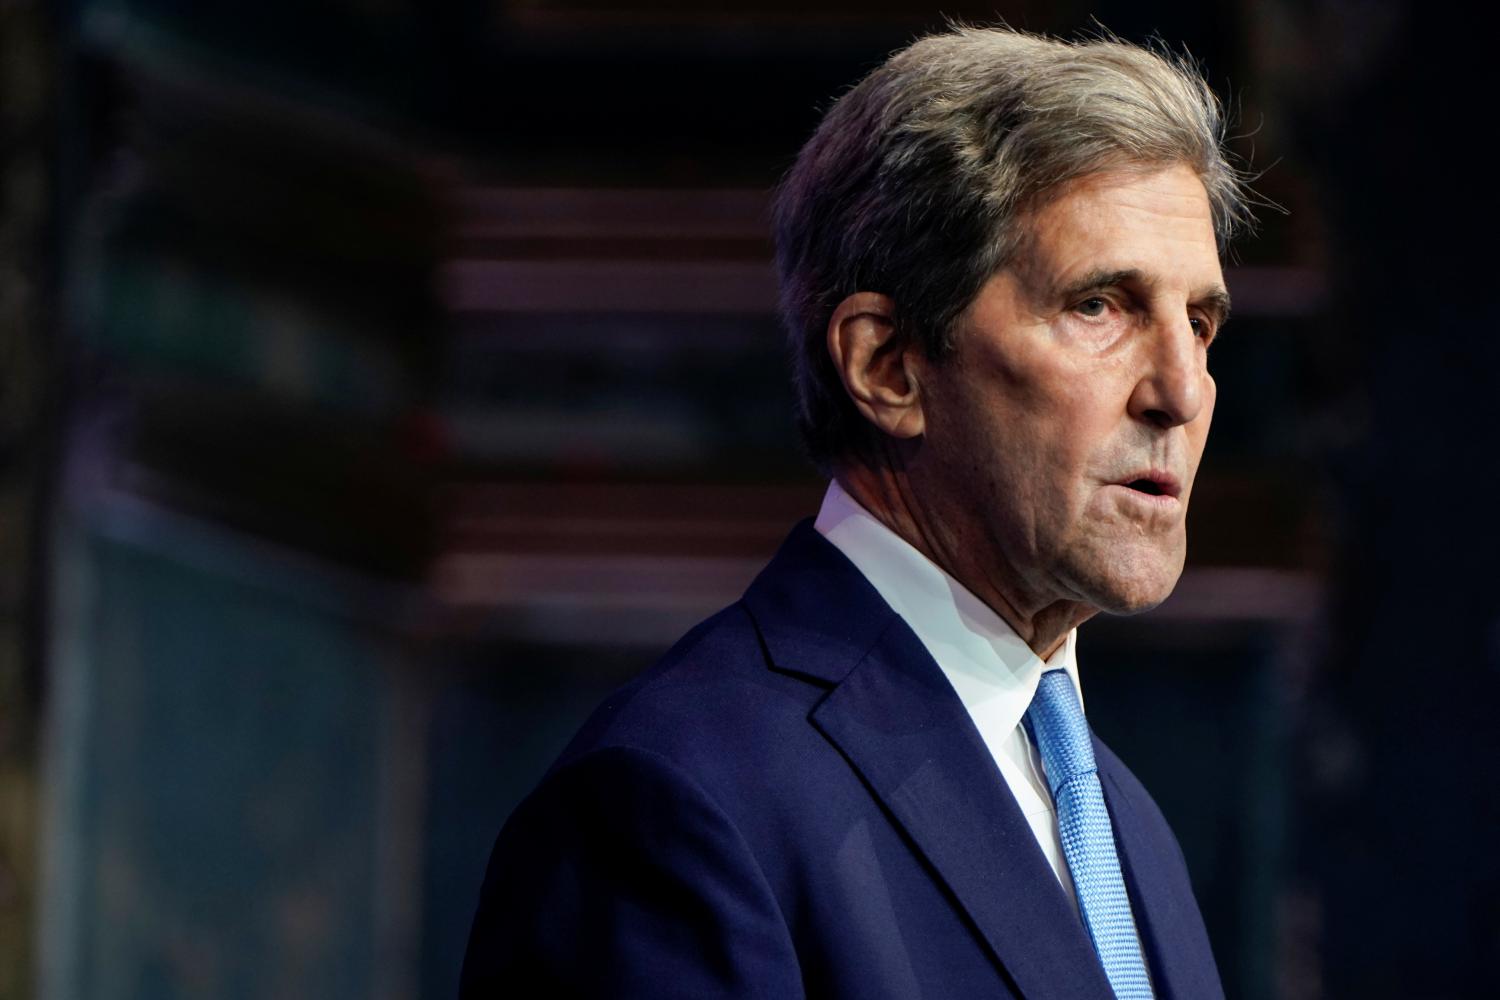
[{"xmin": 833, "ymin": 466, "xmax": 1095, "ymax": 660}]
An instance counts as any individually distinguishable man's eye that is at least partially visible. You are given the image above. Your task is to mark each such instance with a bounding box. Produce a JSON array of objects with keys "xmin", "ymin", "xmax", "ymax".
[
  {"xmin": 1075, "ymin": 297, "xmax": 1109, "ymax": 318},
  {"xmin": 1189, "ymin": 316, "xmax": 1214, "ymax": 341}
]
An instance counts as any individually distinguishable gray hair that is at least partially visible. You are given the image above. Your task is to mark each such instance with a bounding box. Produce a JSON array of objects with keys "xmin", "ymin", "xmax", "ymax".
[{"xmin": 772, "ymin": 25, "xmax": 1252, "ymax": 472}]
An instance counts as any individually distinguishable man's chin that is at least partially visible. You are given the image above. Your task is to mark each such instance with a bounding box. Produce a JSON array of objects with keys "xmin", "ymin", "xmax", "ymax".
[
  {"xmin": 1094, "ymin": 587, "xmax": 1173, "ymax": 617},
  {"xmin": 1066, "ymin": 548, "xmax": 1185, "ymax": 616}
]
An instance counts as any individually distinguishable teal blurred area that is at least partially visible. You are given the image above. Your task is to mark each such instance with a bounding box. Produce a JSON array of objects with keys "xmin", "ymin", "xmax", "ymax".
[
  {"xmin": 48, "ymin": 512, "xmax": 390, "ymax": 999},
  {"xmin": 5, "ymin": 1, "xmax": 1494, "ymax": 999}
]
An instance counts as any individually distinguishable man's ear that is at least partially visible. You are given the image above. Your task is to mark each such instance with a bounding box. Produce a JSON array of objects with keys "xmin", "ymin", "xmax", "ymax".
[{"xmin": 826, "ymin": 292, "xmax": 925, "ymax": 441}]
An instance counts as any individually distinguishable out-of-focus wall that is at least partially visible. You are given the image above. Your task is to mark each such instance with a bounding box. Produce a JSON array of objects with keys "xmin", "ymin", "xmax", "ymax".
[{"xmin": 0, "ymin": 2, "xmax": 52, "ymax": 997}]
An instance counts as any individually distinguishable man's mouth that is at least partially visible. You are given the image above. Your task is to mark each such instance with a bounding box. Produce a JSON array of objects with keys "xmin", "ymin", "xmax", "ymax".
[{"xmin": 1117, "ymin": 471, "xmax": 1182, "ymax": 499}]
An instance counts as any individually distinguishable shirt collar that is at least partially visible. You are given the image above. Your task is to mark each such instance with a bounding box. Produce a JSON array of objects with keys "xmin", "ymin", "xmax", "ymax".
[{"xmin": 813, "ymin": 480, "xmax": 1084, "ymax": 725}]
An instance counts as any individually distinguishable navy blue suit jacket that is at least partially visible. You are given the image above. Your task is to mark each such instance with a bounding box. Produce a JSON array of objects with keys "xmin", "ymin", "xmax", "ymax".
[{"xmin": 461, "ymin": 521, "xmax": 1223, "ymax": 998}]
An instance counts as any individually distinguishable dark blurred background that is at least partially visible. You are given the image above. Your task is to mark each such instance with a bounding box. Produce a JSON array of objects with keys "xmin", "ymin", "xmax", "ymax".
[{"xmin": 1, "ymin": 0, "xmax": 1496, "ymax": 997}]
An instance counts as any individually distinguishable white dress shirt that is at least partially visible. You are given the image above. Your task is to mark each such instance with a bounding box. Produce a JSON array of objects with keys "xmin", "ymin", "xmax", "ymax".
[{"xmin": 814, "ymin": 479, "xmax": 1083, "ymax": 910}]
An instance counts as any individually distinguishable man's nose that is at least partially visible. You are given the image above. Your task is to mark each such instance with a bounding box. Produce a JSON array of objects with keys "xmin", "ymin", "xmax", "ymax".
[{"xmin": 1127, "ymin": 313, "xmax": 1205, "ymax": 429}]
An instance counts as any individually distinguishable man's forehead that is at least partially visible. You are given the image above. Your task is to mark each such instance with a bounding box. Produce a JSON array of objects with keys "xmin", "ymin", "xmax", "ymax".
[{"xmin": 1009, "ymin": 166, "xmax": 1224, "ymax": 291}]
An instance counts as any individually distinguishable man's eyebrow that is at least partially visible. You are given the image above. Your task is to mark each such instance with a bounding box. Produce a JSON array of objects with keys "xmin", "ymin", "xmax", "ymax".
[
  {"xmin": 1051, "ymin": 268, "xmax": 1141, "ymax": 303},
  {"xmin": 1197, "ymin": 288, "xmax": 1233, "ymax": 326},
  {"xmin": 1050, "ymin": 267, "xmax": 1233, "ymax": 325}
]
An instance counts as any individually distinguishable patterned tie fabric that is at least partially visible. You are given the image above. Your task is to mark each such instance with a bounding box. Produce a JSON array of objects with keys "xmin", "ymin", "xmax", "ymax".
[{"xmin": 1026, "ymin": 669, "xmax": 1155, "ymax": 999}]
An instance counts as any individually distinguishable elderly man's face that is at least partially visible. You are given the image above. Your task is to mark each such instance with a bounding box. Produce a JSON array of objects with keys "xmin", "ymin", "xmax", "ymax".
[{"xmin": 914, "ymin": 164, "xmax": 1226, "ymax": 615}]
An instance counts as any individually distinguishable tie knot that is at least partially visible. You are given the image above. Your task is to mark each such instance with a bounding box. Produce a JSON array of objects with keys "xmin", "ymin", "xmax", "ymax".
[{"xmin": 1025, "ymin": 669, "xmax": 1098, "ymax": 792}]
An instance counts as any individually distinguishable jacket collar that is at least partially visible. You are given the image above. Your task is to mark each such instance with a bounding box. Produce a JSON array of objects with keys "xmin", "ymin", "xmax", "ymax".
[
  {"xmin": 742, "ymin": 519, "xmax": 897, "ymax": 686},
  {"xmin": 743, "ymin": 521, "xmax": 1116, "ymax": 999}
]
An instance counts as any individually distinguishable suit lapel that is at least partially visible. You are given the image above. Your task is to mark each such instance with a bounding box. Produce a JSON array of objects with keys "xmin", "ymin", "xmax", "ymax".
[
  {"xmin": 745, "ymin": 523, "xmax": 1115, "ymax": 1000},
  {"xmin": 1098, "ymin": 748, "xmax": 1225, "ymax": 1000}
]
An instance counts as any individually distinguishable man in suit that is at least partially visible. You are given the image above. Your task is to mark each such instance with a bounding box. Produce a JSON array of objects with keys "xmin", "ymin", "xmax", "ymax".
[{"xmin": 463, "ymin": 24, "xmax": 1249, "ymax": 999}]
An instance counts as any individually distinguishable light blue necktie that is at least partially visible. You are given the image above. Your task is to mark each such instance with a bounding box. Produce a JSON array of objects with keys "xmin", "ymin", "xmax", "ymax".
[{"xmin": 1026, "ymin": 670, "xmax": 1155, "ymax": 999}]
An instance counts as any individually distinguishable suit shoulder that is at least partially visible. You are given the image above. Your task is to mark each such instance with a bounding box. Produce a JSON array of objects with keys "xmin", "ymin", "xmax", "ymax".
[
  {"xmin": 462, "ymin": 742, "xmax": 803, "ymax": 997},
  {"xmin": 553, "ymin": 600, "xmax": 812, "ymax": 774}
]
